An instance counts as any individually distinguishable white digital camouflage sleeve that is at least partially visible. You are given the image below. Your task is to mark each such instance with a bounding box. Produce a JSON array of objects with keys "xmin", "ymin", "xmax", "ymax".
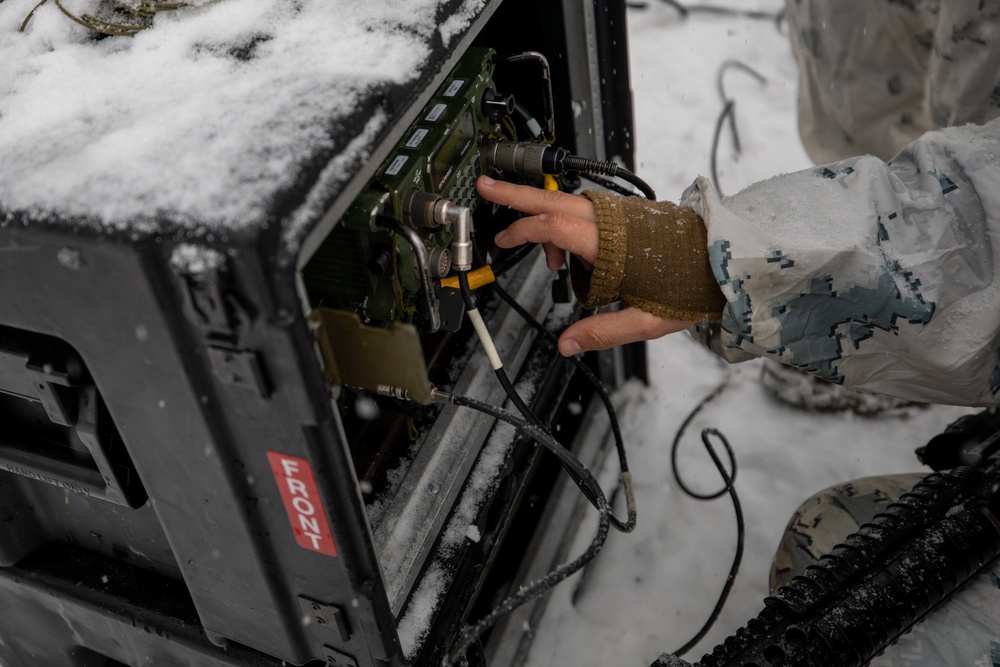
[
  {"xmin": 685, "ymin": 118, "xmax": 1000, "ymax": 407},
  {"xmin": 785, "ymin": 0, "xmax": 1000, "ymax": 164}
]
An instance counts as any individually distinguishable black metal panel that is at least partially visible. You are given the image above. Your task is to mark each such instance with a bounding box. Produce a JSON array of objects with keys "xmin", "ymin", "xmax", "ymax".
[
  {"xmin": 595, "ymin": 0, "xmax": 636, "ymax": 170},
  {"xmin": 0, "ymin": 544, "xmax": 321, "ymax": 667},
  {"xmin": 0, "ymin": 219, "xmax": 404, "ymax": 665}
]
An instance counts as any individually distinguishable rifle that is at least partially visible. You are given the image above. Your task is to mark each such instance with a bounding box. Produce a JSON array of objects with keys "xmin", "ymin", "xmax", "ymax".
[{"xmin": 654, "ymin": 414, "xmax": 1000, "ymax": 667}]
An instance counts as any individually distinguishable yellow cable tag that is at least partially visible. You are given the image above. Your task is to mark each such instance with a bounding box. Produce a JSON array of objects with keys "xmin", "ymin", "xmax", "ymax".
[{"xmin": 440, "ymin": 265, "xmax": 496, "ymax": 290}]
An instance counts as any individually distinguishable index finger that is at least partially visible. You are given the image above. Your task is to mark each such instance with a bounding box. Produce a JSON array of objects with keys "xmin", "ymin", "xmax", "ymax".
[
  {"xmin": 476, "ymin": 175, "xmax": 597, "ymax": 222},
  {"xmin": 495, "ymin": 213, "xmax": 599, "ymax": 266}
]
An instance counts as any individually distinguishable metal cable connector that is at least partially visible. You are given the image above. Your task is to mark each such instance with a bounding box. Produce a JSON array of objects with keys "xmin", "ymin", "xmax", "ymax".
[
  {"xmin": 482, "ymin": 141, "xmax": 656, "ymax": 198},
  {"xmin": 448, "ymin": 203, "xmax": 474, "ymax": 271},
  {"xmin": 376, "ymin": 385, "xmax": 412, "ymax": 401},
  {"xmin": 483, "ymin": 141, "xmax": 556, "ymax": 178},
  {"xmin": 429, "ymin": 387, "xmax": 454, "ymax": 404}
]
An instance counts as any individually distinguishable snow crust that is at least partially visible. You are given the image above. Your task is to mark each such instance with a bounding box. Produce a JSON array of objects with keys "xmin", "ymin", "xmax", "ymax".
[{"xmin": 0, "ymin": 0, "xmax": 483, "ymax": 234}]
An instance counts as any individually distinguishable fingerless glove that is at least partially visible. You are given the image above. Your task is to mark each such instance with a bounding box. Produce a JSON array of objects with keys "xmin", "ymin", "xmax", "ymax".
[{"xmin": 570, "ymin": 190, "xmax": 726, "ymax": 322}]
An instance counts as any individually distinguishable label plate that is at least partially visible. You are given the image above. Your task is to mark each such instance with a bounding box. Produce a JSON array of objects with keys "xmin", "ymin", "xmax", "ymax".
[{"xmin": 268, "ymin": 451, "xmax": 338, "ymax": 557}]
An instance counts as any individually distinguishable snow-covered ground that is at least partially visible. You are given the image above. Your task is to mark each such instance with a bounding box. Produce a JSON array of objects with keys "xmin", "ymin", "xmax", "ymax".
[{"xmin": 523, "ymin": 2, "xmax": 977, "ymax": 664}]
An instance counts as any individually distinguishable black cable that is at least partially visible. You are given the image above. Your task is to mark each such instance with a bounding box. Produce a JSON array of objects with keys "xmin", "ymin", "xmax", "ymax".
[
  {"xmin": 492, "ymin": 284, "xmax": 628, "ymax": 474},
  {"xmin": 671, "ymin": 373, "xmax": 735, "ymax": 499},
  {"xmin": 468, "ymin": 235, "xmax": 635, "ymax": 531},
  {"xmin": 459, "ymin": 269, "xmax": 546, "ymax": 431},
  {"xmin": 491, "ymin": 242, "xmax": 739, "ymax": 652},
  {"xmin": 439, "ymin": 392, "xmax": 612, "ymax": 667},
  {"xmin": 457, "ymin": 269, "xmax": 478, "ymax": 311},
  {"xmin": 666, "ymin": 366, "xmax": 745, "ymax": 656},
  {"xmin": 672, "ymin": 428, "xmax": 745, "ymax": 657},
  {"xmin": 492, "ymin": 281, "xmax": 636, "ymax": 533},
  {"xmin": 489, "ymin": 241, "xmax": 536, "ymax": 278},
  {"xmin": 717, "ymin": 60, "xmax": 768, "ymax": 112},
  {"xmin": 446, "ymin": 262, "xmax": 616, "ymax": 664},
  {"xmin": 454, "ymin": 220, "xmax": 735, "ymax": 660},
  {"xmin": 448, "ymin": 393, "xmax": 604, "ymax": 502},
  {"xmin": 453, "ymin": 280, "xmax": 738, "ymax": 660},
  {"xmin": 709, "ymin": 100, "xmax": 736, "ymax": 198},
  {"xmin": 496, "ymin": 367, "xmax": 545, "ymax": 429},
  {"xmin": 710, "ymin": 61, "xmax": 768, "ymax": 197},
  {"xmin": 561, "ymin": 155, "xmax": 657, "ymax": 199},
  {"xmin": 615, "ymin": 165, "xmax": 657, "ymax": 200},
  {"xmin": 440, "ymin": 195, "xmax": 639, "ymax": 662},
  {"xmin": 486, "ymin": 142, "xmax": 657, "ymax": 199}
]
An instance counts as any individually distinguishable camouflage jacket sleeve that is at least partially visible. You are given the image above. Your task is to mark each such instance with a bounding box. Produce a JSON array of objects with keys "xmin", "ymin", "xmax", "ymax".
[{"xmin": 684, "ymin": 118, "xmax": 1000, "ymax": 407}]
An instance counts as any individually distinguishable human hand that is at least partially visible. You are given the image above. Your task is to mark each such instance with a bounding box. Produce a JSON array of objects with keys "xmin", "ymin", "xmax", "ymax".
[
  {"xmin": 478, "ymin": 175, "xmax": 599, "ymax": 272},
  {"xmin": 476, "ymin": 175, "xmax": 694, "ymax": 356}
]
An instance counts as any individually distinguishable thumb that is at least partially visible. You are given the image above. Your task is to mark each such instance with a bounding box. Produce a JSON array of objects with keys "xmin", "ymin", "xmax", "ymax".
[{"xmin": 557, "ymin": 307, "xmax": 693, "ymax": 355}]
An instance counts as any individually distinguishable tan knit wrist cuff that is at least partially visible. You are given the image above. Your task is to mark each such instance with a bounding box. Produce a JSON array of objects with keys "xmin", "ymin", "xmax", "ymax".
[
  {"xmin": 586, "ymin": 191, "xmax": 629, "ymax": 306},
  {"xmin": 572, "ymin": 190, "xmax": 725, "ymax": 322}
]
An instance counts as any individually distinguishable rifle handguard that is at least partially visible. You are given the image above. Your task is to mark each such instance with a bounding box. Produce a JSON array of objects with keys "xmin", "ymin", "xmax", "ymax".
[{"xmin": 655, "ymin": 466, "xmax": 1000, "ymax": 667}]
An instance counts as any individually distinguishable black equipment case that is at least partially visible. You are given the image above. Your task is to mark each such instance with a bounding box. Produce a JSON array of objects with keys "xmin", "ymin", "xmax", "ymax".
[{"xmin": 0, "ymin": 1, "xmax": 640, "ymax": 665}]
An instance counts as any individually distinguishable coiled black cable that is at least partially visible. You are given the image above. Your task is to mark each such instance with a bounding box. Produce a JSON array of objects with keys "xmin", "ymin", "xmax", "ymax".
[
  {"xmin": 671, "ymin": 372, "xmax": 736, "ymax": 499},
  {"xmin": 664, "ymin": 364, "xmax": 745, "ymax": 656},
  {"xmin": 671, "ymin": 428, "xmax": 745, "ymax": 657}
]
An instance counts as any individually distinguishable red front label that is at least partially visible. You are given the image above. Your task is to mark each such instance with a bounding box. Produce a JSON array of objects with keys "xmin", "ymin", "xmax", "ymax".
[{"xmin": 267, "ymin": 451, "xmax": 338, "ymax": 557}]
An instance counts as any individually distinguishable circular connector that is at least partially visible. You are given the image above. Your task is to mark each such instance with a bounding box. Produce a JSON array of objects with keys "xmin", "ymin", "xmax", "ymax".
[
  {"xmin": 367, "ymin": 246, "xmax": 393, "ymax": 275},
  {"xmin": 403, "ymin": 189, "xmax": 446, "ymax": 228},
  {"xmin": 428, "ymin": 247, "xmax": 452, "ymax": 278},
  {"xmin": 483, "ymin": 141, "xmax": 548, "ymax": 177}
]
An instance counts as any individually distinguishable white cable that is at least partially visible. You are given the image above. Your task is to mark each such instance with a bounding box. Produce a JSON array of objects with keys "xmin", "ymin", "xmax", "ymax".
[{"xmin": 468, "ymin": 307, "xmax": 502, "ymax": 371}]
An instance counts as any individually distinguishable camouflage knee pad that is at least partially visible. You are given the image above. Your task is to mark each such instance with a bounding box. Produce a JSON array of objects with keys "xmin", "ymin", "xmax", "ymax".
[{"xmin": 770, "ymin": 473, "xmax": 926, "ymax": 594}]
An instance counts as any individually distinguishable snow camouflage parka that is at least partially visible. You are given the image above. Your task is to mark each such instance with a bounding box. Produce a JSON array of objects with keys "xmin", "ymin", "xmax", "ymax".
[{"xmin": 684, "ymin": 0, "xmax": 1000, "ymax": 407}]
